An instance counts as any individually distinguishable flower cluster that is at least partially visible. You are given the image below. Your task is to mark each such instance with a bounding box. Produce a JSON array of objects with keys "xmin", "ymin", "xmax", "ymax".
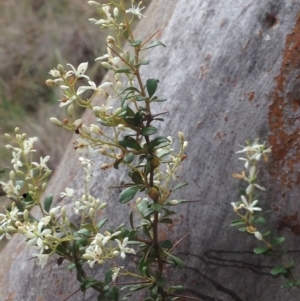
[
  {"xmin": 0, "ymin": 128, "xmax": 51, "ymax": 203},
  {"xmin": 0, "ymin": 1, "xmax": 190, "ymax": 299},
  {"xmin": 83, "ymin": 232, "xmax": 135, "ymax": 268},
  {"xmin": 231, "ymin": 140, "xmax": 271, "ymax": 240}
]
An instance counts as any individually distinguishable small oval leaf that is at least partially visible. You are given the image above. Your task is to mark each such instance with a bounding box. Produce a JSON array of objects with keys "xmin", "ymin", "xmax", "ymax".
[
  {"xmin": 141, "ymin": 126, "xmax": 157, "ymax": 136},
  {"xmin": 119, "ymin": 186, "xmax": 141, "ymax": 204}
]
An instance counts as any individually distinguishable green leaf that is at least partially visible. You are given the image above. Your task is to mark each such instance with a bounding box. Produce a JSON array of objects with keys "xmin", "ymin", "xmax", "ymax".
[
  {"xmin": 135, "ymin": 95, "xmax": 148, "ymax": 102},
  {"xmin": 97, "ymin": 218, "xmax": 108, "ymax": 230},
  {"xmin": 129, "ymin": 211, "xmax": 134, "ymax": 229},
  {"xmin": 81, "ymin": 223, "xmax": 96, "ymax": 233},
  {"xmin": 119, "ymin": 186, "xmax": 141, "ymax": 204},
  {"xmin": 133, "ymin": 111, "xmax": 144, "ymax": 125},
  {"xmin": 105, "ymin": 270, "xmax": 113, "ymax": 285},
  {"xmin": 129, "ymin": 39, "xmax": 142, "ymax": 47},
  {"xmin": 254, "ymin": 216, "xmax": 267, "ymax": 225},
  {"xmin": 151, "ymin": 203, "xmax": 162, "ymax": 212},
  {"xmin": 77, "ymin": 228, "xmax": 91, "ymax": 237},
  {"xmin": 238, "ymin": 227, "xmax": 247, "ymax": 232},
  {"xmin": 119, "ymin": 137, "xmax": 142, "ymax": 150},
  {"xmin": 114, "ymin": 67, "xmax": 132, "ymax": 74},
  {"xmin": 141, "ymin": 41, "xmax": 166, "ymax": 51},
  {"xmin": 159, "ymin": 218, "xmax": 173, "ymax": 224},
  {"xmin": 159, "ymin": 239, "xmax": 173, "ymax": 249},
  {"xmin": 67, "ymin": 263, "xmax": 76, "ymax": 270},
  {"xmin": 138, "ymin": 155, "xmax": 146, "ymax": 165},
  {"xmin": 253, "ymin": 246, "xmax": 270, "ymax": 254},
  {"xmin": 105, "ymin": 286, "xmax": 119, "ymax": 301},
  {"xmin": 129, "ymin": 284, "xmax": 150, "ymax": 291},
  {"xmin": 141, "ymin": 126, "xmax": 157, "ymax": 136},
  {"xmin": 123, "ymin": 30, "xmax": 129, "ymax": 39},
  {"xmin": 131, "ymin": 171, "xmax": 144, "ymax": 184},
  {"xmin": 148, "ymin": 136, "xmax": 170, "ymax": 149},
  {"xmin": 271, "ymin": 236, "xmax": 285, "ymax": 247},
  {"xmin": 271, "ymin": 266, "xmax": 287, "ymax": 276},
  {"xmin": 150, "ymin": 96, "xmax": 167, "ymax": 102},
  {"xmin": 230, "ymin": 220, "xmax": 246, "ymax": 227},
  {"xmin": 146, "ymin": 79, "xmax": 159, "ymax": 98},
  {"xmin": 156, "ymin": 276, "xmax": 166, "ymax": 287},
  {"xmin": 167, "ymin": 285, "xmax": 183, "ymax": 294},
  {"xmin": 124, "ymin": 152, "xmax": 135, "ymax": 164},
  {"xmin": 134, "ymin": 60, "xmax": 150, "ymax": 67},
  {"xmin": 172, "ymin": 182, "xmax": 188, "ymax": 192},
  {"xmin": 166, "ymin": 252, "xmax": 184, "ymax": 268},
  {"xmin": 43, "ymin": 194, "xmax": 53, "ymax": 213},
  {"xmin": 150, "ymin": 285, "xmax": 158, "ymax": 298}
]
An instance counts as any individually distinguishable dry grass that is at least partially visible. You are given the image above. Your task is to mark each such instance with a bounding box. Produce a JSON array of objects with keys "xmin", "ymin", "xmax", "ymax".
[{"xmin": 0, "ymin": 0, "xmax": 108, "ymax": 170}]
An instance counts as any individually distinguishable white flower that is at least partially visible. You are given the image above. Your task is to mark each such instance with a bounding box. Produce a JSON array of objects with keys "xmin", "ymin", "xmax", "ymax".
[
  {"xmin": 245, "ymin": 166, "xmax": 266, "ymax": 195},
  {"xmin": 25, "ymin": 222, "xmax": 52, "ymax": 250},
  {"xmin": 236, "ymin": 140, "xmax": 272, "ymax": 164},
  {"xmin": 115, "ymin": 237, "xmax": 136, "ymax": 259},
  {"xmin": 77, "ymin": 80, "xmax": 112, "ymax": 95},
  {"xmin": 240, "ymin": 195, "xmax": 262, "ymax": 213},
  {"xmin": 60, "ymin": 188, "xmax": 74, "ymax": 198},
  {"xmin": 254, "ymin": 231, "xmax": 263, "ymax": 240},
  {"xmin": 0, "ymin": 179, "xmax": 22, "ymax": 199},
  {"xmin": 32, "ymin": 156, "xmax": 50, "ymax": 171},
  {"xmin": 112, "ymin": 267, "xmax": 120, "ymax": 281},
  {"xmin": 66, "ymin": 62, "xmax": 89, "ymax": 79},
  {"xmin": 126, "ymin": 2, "xmax": 145, "ymax": 19},
  {"xmin": 74, "ymin": 138, "xmax": 94, "ymax": 154},
  {"xmin": 48, "ymin": 68, "xmax": 61, "ymax": 78},
  {"xmin": 32, "ymin": 251, "xmax": 50, "ymax": 269},
  {"xmin": 83, "ymin": 243, "xmax": 104, "ymax": 268},
  {"xmin": 230, "ymin": 201, "xmax": 245, "ymax": 212},
  {"xmin": 23, "ymin": 137, "xmax": 38, "ymax": 155},
  {"xmin": 95, "ymin": 47, "xmax": 120, "ymax": 66},
  {"xmin": 11, "ymin": 151, "xmax": 23, "ymax": 171}
]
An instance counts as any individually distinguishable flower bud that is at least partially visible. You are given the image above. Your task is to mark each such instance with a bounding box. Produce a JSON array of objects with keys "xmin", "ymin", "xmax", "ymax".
[
  {"xmin": 101, "ymin": 62, "xmax": 112, "ymax": 70},
  {"xmin": 45, "ymin": 79, "xmax": 56, "ymax": 86},
  {"xmin": 87, "ymin": 1, "xmax": 101, "ymax": 7},
  {"xmin": 50, "ymin": 117, "xmax": 63, "ymax": 127},
  {"xmin": 178, "ymin": 131, "xmax": 185, "ymax": 143},
  {"xmin": 113, "ymin": 107, "xmax": 123, "ymax": 116},
  {"xmin": 67, "ymin": 104, "xmax": 74, "ymax": 117},
  {"xmin": 136, "ymin": 197, "xmax": 142, "ymax": 204},
  {"xmin": 44, "ymin": 170, "xmax": 52, "ymax": 178},
  {"xmin": 64, "ymin": 217, "xmax": 70, "ymax": 226},
  {"xmin": 16, "ymin": 170, "xmax": 24, "ymax": 176},
  {"xmin": 123, "ymin": 51, "xmax": 130, "ymax": 62},
  {"xmin": 106, "ymin": 36, "xmax": 115, "ymax": 45},
  {"xmin": 113, "ymin": 250, "xmax": 119, "ymax": 257},
  {"xmin": 57, "ymin": 64, "xmax": 65, "ymax": 75},
  {"xmin": 113, "ymin": 7, "xmax": 119, "ymax": 17},
  {"xmin": 4, "ymin": 133, "xmax": 11, "ymax": 140},
  {"xmin": 89, "ymin": 208, "xmax": 95, "ymax": 218},
  {"xmin": 169, "ymin": 200, "xmax": 179, "ymax": 205},
  {"xmin": 115, "ymin": 81, "xmax": 124, "ymax": 92},
  {"xmin": 82, "ymin": 254, "xmax": 94, "ymax": 261},
  {"xmin": 61, "ymin": 206, "xmax": 67, "ymax": 219},
  {"xmin": 9, "ymin": 170, "xmax": 15, "ymax": 180},
  {"xmin": 183, "ymin": 141, "xmax": 188, "ymax": 150},
  {"xmin": 23, "ymin": 209, "xmax": 29, "ymax": 221},
  {"xmin": 100, "ymin": 202, "xmax": 107, "ymax": 209},
  {"xmin": 42, "ymin": 182, "xmax": 47, "ymax": 192},
  {"xmin": 45, "ymin": 234, "xmax": 57, "ymax": 241},
  {"xmin": 7, "ymin": 226, "xmax": 16, "ymax": 232}
]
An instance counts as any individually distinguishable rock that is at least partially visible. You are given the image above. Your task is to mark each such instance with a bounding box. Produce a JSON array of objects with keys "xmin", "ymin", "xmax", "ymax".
[{"xmin": 1, "ymin": 0, "xmax": 300, "ymax": 300}]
